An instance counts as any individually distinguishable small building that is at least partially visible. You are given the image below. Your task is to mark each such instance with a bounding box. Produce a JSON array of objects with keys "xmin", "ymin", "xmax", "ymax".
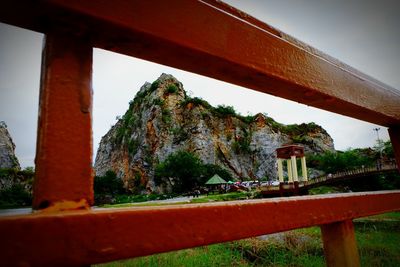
[
  {"xmin": 276, "ymin": 145, "xmax": 308, "ymax": 184},
  {"xmin": 205, "ymin": 174, "xmax": 227, "ymax": 192}
]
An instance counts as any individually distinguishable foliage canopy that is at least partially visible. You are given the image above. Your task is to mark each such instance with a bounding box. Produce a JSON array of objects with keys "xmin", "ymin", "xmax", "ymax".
[
  {"xmin": 307, "ymin": 150, "xmax": 374, "ymax": 173},
  {"xmin": 155, "ymin": 150, "xmax": 232, "ymax": 193},
  {"xmin": 94, "ymin": 170, "xmax": 125, "ymax": 195}
]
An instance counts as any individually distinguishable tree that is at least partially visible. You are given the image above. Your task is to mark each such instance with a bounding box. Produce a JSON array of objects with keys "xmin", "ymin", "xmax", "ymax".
[
  {"xmin": 383, "ymin": 141, "xmax": 394, "ymax": 158},
  {"xmin": 0, "ymin": 184, "xmax": 32, "ymax": 207},
  {"xmin": 307, "ymin": 149, "xmax": 373, "ymax": 173},
  {"xmin": 94, "ymin": 170, "xmax": 124, "ymax": 195},
  {"xmin": 154, "ymin": 151, "xmax": 204, "ymax": 193}
]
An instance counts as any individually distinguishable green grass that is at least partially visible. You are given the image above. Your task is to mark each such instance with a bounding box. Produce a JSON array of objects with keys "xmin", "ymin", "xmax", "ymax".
[
  {"xmin": 357, "ymin": 229, "xmax": 400, "ymax": 266},
  {"xmin": 101, "ymin": 201, "xmax": 189, "ymax": 208},
  {"xmin": 355, "ymin": 213, "xmax": 400, "ymax": 266},
  {"xmin": 308, "ymin": 185, "xmax": 345, "ymax": 195},
  {"xmin": 233, "ymin": 231, "xmax": 325, "ymax": 267},
  {"xmin": 100, "ymin": 191, "xmax": 258, "ymax": 208},
  {"xmin": 190, "ymin": 191, "xmax": 254, "ymax": 203},
  {"xmin": 95, "ymin": 212, "xmax": 400, "ymax": 267},
  {"xmin": 96, "ymin": 243, "xmax": 248, "ymax": 267},
  {"xmin": 358, "ymin": 211, "xmax": 400, "ymax": 221}
]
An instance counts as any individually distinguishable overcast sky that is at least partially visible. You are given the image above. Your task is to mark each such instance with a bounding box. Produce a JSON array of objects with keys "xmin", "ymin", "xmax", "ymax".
[{"xmin": 1, "ymin": 0, "xmax": 399, "ymax": 168}]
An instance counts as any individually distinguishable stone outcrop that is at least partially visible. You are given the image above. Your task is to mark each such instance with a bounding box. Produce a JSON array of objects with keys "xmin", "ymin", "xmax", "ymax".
[
  {"xmin": 94, "ymin": 74, "xmax": 334, "ymax": 193},
  {"xmin": 0, "ymin": 121, "xmax": 20, "ymax": 169}
]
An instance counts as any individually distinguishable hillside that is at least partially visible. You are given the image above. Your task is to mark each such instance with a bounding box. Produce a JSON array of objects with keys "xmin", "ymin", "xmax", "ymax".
[
  {"xmin": 94, "ymin": 74, "xmax": 334, "ymax": 193},
  {"xmin": 0, "ymin": 121, "xmax": 20, "ymax": 169}
]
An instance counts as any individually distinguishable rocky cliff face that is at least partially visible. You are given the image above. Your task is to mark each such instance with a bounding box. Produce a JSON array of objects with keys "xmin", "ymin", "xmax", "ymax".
[
  {"xmin": 94, "ymin": 74, "xmax": 334, "ymax": 193},
  {"xmin": 0, "ymin": 121, "xmax": 20, "ymax": 169}
]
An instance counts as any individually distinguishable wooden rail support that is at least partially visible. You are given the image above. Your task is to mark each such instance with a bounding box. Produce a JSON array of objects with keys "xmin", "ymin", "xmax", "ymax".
[
  {"xmin": 33, "ymin": 33, "xmax": 94, "ymax": 210},
  {"xmin": 321, "ymin": 220, "xmax": 360, "ymax": 267}
]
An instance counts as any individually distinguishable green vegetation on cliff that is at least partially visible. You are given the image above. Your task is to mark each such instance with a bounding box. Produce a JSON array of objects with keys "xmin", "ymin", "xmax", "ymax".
[{"xmin": 180, "ymin": 95, "xmax": 324, "ymax": 141}]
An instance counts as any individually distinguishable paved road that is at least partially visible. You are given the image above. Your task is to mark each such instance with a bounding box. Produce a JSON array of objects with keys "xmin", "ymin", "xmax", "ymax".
[
  {"xmin": 0, "ymin": 207, "xmax": 32, "ymax": 217},
  {"xmin": 144, "ymin": 196, "xmax": 195, "ymax": 204}
]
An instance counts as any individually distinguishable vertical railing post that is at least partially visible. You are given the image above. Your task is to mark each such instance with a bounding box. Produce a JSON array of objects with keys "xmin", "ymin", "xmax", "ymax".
[
  {"xmin": 388, "ymin": 126, "xmax": 400, "ymax": 172},
  {"xmin": 33, "ymin": 32, "xmax": 93, "ymax": 210},
  {"xmin": 321, "ymin": 220, "xmax": 360, "ymax": 267}
]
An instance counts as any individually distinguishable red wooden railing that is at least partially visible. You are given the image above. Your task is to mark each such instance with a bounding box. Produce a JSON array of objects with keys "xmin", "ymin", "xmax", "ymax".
[{"xmin": 1, "ymin": 1, "xmax": 400, "ymax": 266}]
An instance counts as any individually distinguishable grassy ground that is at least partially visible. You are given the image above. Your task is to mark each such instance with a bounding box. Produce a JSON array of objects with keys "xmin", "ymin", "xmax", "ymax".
[
  {"xmin": 99, "ymin": 191, "xmax": 258, "ymax": 208},
  {"xmin": 190, "ymin": 191, "xmax": 257, "ymax": 203},
  {"xmin": 95, "ymin": 212, "xmax": 400, "ymax": 267},
  {"xmin": 96, "ymin": 244, "xmax": 248, "ymax": 267},
  {"xmin": 355, "ymin": 212, "xmax": 400, "ymax": 266}
]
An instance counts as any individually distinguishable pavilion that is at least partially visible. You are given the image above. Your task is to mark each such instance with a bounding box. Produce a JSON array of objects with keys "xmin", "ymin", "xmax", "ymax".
[{"xmin": 276, "ymin": 145, "xmax": 308, "ymax": 185}]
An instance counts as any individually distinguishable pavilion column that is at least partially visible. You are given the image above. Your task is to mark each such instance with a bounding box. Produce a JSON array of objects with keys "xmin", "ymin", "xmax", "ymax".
[
  {"xmin": 277, "ymin": 159, "xmax": 284, "ymax": 183},
  {"xmin": 287, "ymin": 159, "xmax": 293, "ymax": 183},
  {"xmin": 291, "ymin": 155, "xmax": 298, "ymax": 182},
  {"xmin": 301, "ymin": 156, "xmax": 308, "ymax": 181}
]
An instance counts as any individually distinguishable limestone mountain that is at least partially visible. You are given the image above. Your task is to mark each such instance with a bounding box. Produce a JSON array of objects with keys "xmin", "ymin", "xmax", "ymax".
[
  {"xmin": 94, "ymin": 74, "xmax": 334, "ymax": 193},
  {"xmin": 0, "ymin": 121, "xmax": 20, "ymax": 169}
]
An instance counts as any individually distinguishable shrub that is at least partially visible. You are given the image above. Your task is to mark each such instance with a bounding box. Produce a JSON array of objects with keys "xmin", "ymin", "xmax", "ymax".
[
  {"xmin": 153, "ymin": 98, "xmax": 164, "ymax": 106},
  {"xmin": 171, "ymin": 127, "xmax": 189, "ymax": 144},
  {"xmin": 212, "ymin": 105, "xmax": 236, "ymax": 117},
  {"xmin": 265, "ymin": 117, "xmax": 284, "ymax": 132},
  {"xmin": 167, "ymin": 84, "xmax": 178, "ymax": 94},
  {"xmin": 180, "ymin": 97, "xmax": 212, "ymax": 109},
  {"xmin": 115, "ymin": 127, "xmax": 126, "ymax": 144},
  {"xmin": 306, "ymin": 149, "xmax": 374, "ymax": 173},
  {"xmin": 154, "ymin": 151, "xmax": 235, "ymax": 193},
  {"xmin": 383, "ymin": 141, "xmax": 394, "ymax": 158},
  {"xmin": 114, "ymin": 109, "xmax": 138, "ymax": 145},
  {"xmin": 232, "ymin": 130, "xmax": 252, "ymax": 154},
  {"xmin": 0, "ymin": 184, "xmax": 32, "ymax": 208},
  {"xmin": 150, "ymin": 81, "xmax": 159, "ymax": 92},
  {"xmin": 281, "ymin": 122, "xmax": 326, "ymax": 136},
  {"xmin": 0, "ymin": 168, "xmax": 34, "ymax": 208},
  {"xmin": 239, "ymin": 115, "xmax": 256, "ymax": 124},
  {"xmin": 128, "ymin": 139, "xmax": 139, "ymax": 154},
  {"xmin": 154, "ymin": 151, "xmax": 204, "ymax": 193},
  {"xmin": 161, "ymin": 108, "xmax": 172, "ymax": 124},
  {"xmin": 94, "ymin": 170, "xmax": 124, "ymax": 195},
  {"xmin": 292, "ymin": 135, "xmax": 307, "ymax": 144},
  {"xmin": 19, "ymin": 167, "xmax": 35, "ymax": 186}
]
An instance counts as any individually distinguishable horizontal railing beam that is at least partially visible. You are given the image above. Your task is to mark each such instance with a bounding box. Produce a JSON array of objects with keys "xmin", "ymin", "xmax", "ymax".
[
  {"xmin": 1, "ymin": 0, "xmax": 400, "ymax": 126},
  {"xmin": 0, "ymin": 191, "xmax": 399, "ymax": 266}
]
